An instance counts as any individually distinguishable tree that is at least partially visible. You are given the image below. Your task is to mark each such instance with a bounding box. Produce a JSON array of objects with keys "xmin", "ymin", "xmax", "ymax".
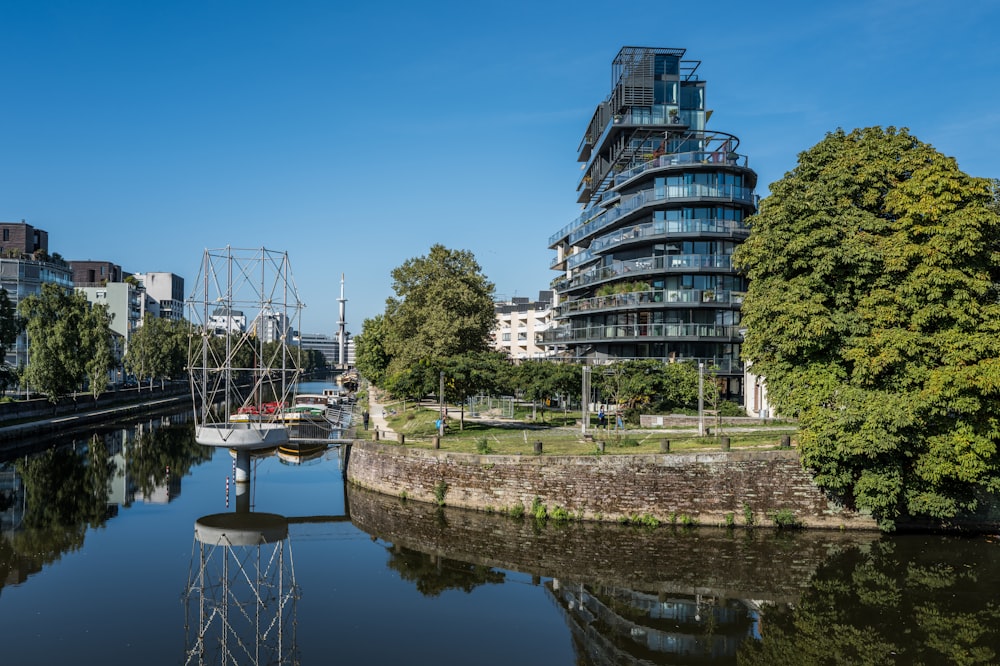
[
  {"xmin": 0, "ymin": 288, "xmax": 23, "ymax": 393},
  {"xmin": 81, "ymin": 302, "xmax": 115, "ymax": 400},
  {"xmin": 19, "ymin": 284, "xmax": 94, "ymax": 403},
  {"xmin": 733, "ymin": 126, "xmax": 1000, "ymax": 529},
  {"xmin": 125, "ymin": 315, "xmax": 188, "ymax": 389},
  {"xmin": 514, "ymin": 360, "xmax": 581, "ymax": 421},
  {"xmin": 439, "ymin": 351, "xmax": 509, "ymax": 429},
  {"xmin": 355, "ymin": 314, "xmax": 391, "ymax": 386},
  {"xmin": 382, "ymin": 245, "xmax": 495, "ymax": 379}
]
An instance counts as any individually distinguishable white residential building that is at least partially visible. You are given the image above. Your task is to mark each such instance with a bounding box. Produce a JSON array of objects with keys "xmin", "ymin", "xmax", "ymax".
[{"xmin": 491, "ymin": 291, "xmax": 556, "ymax": 361}]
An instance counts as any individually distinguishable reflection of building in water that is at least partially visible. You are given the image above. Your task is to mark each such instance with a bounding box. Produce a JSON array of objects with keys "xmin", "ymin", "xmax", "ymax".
[
  {"xmin": 108, "ymin": 417, "xmax": 185, "ymax": 506},
  {"xmin": 548, "ymin": 580, "xmax": 758, "ymax": 664},
  {"xmin": 184, "ymin": 512, "xmax": 299, "ymax": 665},
  {"xmin": 0, "ymin": 464, "xmax": 25, "ymax": 533}
]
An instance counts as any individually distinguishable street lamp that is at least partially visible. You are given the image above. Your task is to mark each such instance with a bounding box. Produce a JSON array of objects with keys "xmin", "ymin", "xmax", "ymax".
[{"xmin": 698, "ymin": 362, "xmax": 705, "ymax": 437}]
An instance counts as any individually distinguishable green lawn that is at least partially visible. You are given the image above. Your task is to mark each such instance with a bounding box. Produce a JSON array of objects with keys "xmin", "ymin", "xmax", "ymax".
[{"xmin": 372, "ymin": 404, "xmax": 796, "ymax": 455}]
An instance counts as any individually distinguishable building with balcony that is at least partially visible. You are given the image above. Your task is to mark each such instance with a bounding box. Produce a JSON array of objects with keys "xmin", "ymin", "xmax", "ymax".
[
  {"xmin": 69, "ymin": 260, "xmax": 123, "ymax": 286},
  {"xmin": 0, "ymin": 222, "xmax": 73, "ymax": 368},
  {"xmin": 133, "ymin": 272, "xmax": 184, "ymax": 321},
  {"xmin": 491, "ymin": 291, "xmax": 556, "ymax": 360},
  {"xmin": 546, "ymin": 46, "xmax": 757, "ymax": 402}
]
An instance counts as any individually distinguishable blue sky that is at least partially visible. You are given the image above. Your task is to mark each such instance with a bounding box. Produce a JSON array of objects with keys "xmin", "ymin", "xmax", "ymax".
[{"xmin": 2, "ymin": 0, "xmax": 998, "ymax": 335}]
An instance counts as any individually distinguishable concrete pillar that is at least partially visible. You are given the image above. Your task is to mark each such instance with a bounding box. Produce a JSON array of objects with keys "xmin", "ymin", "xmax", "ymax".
[
  {"xmin": 660, "ymin": 439, "xmax": 670, "ymax": 453},
  {"xmin": 597, "ymin": 441, "xmax": 605, "ymax": 453},
  {"xmin": 780, "ymin": 434, "xmax": 790, "ymax": 448},
  {"xmin": 721, "ymin": 436, "xmax": 730, "ymax": 451},
  {"xmin": 533, "ymin": 441, "xmax": 543, "ymax": 454},
  {"xmin": 432, "ymin": 435, "xmax": 440, "ymax": 449}
]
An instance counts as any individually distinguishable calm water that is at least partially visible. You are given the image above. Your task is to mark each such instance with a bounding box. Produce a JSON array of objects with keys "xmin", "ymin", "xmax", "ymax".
[{"xmin": 1, "ymin": 385, "xmax": 999, "ymax": 665}]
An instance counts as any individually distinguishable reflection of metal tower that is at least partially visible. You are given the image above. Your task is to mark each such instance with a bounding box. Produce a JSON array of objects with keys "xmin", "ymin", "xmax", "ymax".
[
  {"xmin": 336, "ymin": 273, "xmax": 347, "ymax": 368},
  {"xmin": 184, "ymin": 512, "xmax": 299, "ymax": 665}
]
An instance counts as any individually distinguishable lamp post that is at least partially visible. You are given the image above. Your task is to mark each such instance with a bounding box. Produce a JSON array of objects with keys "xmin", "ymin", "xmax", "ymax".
[
  {"xmin": 438, "ymin": 371, "xmax": 445, "ymax": 437},
  {"xmin": 581, "ymin": 365, "xmax": 591, "ymax": 435},
  {"xmin": 698, "ymin": 362, "xmax": 705, "ymax": 437}
]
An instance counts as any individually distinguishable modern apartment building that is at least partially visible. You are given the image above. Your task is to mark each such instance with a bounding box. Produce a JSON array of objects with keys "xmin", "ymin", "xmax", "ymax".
[
  {"xmin": 491, "ymin": 291, "xmax": 556, "ymax": 360},
  {"xmin": 133, "ymin": 272, "xmax": 184, "ymax": 321},
  {"xmin": 0, "ymin": 222, "xmax": 73, "ymax": 368},
  {"xmin": 69, "ymin": 260, "xmax": 123, "ymax": 286},
  {"xmin": 545, "ymin": 46, "xmax": 757, "ymax": 402}
]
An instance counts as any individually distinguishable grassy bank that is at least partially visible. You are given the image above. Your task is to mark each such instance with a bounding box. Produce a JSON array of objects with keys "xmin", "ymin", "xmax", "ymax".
[{"xmin": 373, "ymin": 403, "xmax": 796, "ymax": 455}]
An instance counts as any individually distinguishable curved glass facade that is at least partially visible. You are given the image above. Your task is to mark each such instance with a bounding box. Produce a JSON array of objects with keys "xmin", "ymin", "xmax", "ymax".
[{"xmin": 547, "ymin": 46, "xmax": 757, "ymax": 402}]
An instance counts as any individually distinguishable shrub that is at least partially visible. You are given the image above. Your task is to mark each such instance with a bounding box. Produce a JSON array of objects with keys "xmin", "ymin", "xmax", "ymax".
[
  {"xmin": 508, "ymin": 502, "xmax": 525, "ymax": 518},
  {"xmin": 475, "ymin": 437, "xmax": 492, "ymax": 454},
  {"xmin": 724, "ymin": 512, "xmax": 735, "ymax": 528}
]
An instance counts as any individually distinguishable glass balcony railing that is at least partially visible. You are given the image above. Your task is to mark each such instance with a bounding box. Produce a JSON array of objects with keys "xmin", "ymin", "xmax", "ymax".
[
  {"xmin": 556, "ymin": 288, "xmax": 745, "ymax": 315},
  {"xmin": 541, "ymin": 322, "xmax": 743, "ymax": 343},
  {"xmin": 588, "ymin": 218, "xmax": 748, "ymax": 254},
  {"xmin": 561, "ymin": 254, "xmax": 734, "ymax": 291},
  {"xmin": 567, "ymin": 185, "xmax": 754, "ymax": 246},
  {"xmin": 549, "ymin": 149, "xmax": 754, "ymax": 247}
]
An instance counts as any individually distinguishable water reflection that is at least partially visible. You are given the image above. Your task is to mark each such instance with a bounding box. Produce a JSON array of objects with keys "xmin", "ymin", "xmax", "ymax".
[
  {"xmin": 0, "ymin": 414, "xmax": 209, "ymax": 591},
  {"xmin": 184, "ymin": 511, "xmax": 299, "ymax": 665},
  {"xmin": 347, "ymin": 484, "xmax": 1000, "ymax": 664}
]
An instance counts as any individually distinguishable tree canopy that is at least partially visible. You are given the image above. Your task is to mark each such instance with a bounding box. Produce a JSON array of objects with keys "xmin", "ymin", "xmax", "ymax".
[
  {"xmin": 363, "ymin": 244, "xmax": 495, "ymax": 385},
  {"xmin": 734, "ymin": 126, "xmax": 1000, "ymax": 529},
  {"xmin": 0, "ymin": 288, "xmax": 23, "ymax": 392},
  {"xmin": 125, "ymin": 314, "xmax": 188, "ymax": 389},
  {"xmin": 19, "ymin": 284, "xmax": 114, "ymax": 403}
]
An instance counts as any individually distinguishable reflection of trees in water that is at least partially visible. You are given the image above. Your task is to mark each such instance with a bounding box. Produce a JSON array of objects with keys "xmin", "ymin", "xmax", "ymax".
[
  {"xmin": 125, "ymin": 422, "xmax": 211, "ymax": 501},
  {"xmin": 738, "ymin": 537, "xmax": 1000, "ymax": 665},
  {"xmin": 18, "ymin": 434, "xmax": 115, "ymax": 531},
  {"xmin": 384, "ymin": 543, "xmax": 506, "ymax": 597},
  {"xmin": 0, "ymin": 417, "xmax": 211, "ymax": 593}
]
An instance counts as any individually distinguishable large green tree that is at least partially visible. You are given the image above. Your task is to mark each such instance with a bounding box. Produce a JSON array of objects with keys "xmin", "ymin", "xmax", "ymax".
[
  {"xmin": 81, "ymin": 302, "xmax": 115, "ymax": 400},
  {"xmin": 734, "ymin": 126, "xmax": 1000, "ymax": 529},
  {"xmin": 0, "ymin": 288, "xmax": 23, "ymax": 393},
  {"xmin": 354, "ymin": 313, "xmax": 391, "ymax": 386},
  {"xmin": 19, "ymin": 284, "xmax": 103, "ymax": 402},
  {"xmin": 125, "ymin": 315, "xmax": 188, "ymax": 389},
  {"xmin": 377, "ymin": 244, "xmax": 495, "ymax": 381}
]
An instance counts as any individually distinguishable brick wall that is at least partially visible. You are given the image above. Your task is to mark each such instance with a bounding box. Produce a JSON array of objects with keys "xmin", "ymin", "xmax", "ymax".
[{"xmin": 345, "ymin": 441, "xmax": 877, "ymax": 529}]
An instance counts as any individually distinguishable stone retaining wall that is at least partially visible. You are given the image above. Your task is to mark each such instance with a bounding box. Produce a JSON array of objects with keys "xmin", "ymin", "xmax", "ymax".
[{"xmin": 345, "ymin": 441, "xmax": 877, "ymax": 530}]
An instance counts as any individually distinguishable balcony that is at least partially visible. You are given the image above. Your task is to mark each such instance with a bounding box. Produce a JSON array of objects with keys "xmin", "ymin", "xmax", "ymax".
[
  {"xmin": 588, "ymin": 218, "xmax": 749, "ymax": 255},
  {"xmin": 541, "ymin": 322, "xmax": 743, "ymax": 344},
  {"xmin": 559, "ymin": 254, "xmax": 735, "ymax": 293},
  {"xmin": 556, "ymin": 288, "xmax": 745, "ymax": 316}
]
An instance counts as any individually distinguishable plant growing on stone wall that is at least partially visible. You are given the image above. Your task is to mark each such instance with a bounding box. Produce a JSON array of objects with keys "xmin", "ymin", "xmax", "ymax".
[
  {"xmin": 399, "ymin": 490, "xmax": 408, "ymax": 502},
  {"xmin": 531, "ymin": 496, "xmax": 548, "ymax": 520},
  {"xmin": 679, "ymin": 514, "xmax": 697, "ymax": 527},
  {"xmin": 724, "ymin": 512, "xmax": 735, "ymax": 528},
  {"xmin": 769, "ymin": 508, "xmax": 802, "ymax": 528},
  {"xmin": 433, "ymin": 480, "xmax": 449, "ymax": 506},
  {"xmin": 743, "ymin": 502, "xmax": 756, "ymax": 528},
  {"xmin": 485, "ymin": 505, "xmax": 494, "ymax": 514},
  {"xmin": 507, "ymin": 501, "xmax": 525, "ymax": 518},
  {"xmin": 551, "ymin": 506, "xmax": 571, "ymax": 522}
]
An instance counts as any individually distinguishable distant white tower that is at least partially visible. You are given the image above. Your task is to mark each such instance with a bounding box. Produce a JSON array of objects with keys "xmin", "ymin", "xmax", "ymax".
[{"xmin": 337, "ymin": 273, "xmax": 347, "ymax": 367}]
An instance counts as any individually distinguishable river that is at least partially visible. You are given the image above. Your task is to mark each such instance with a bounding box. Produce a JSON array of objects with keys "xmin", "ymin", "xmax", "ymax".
[{"xmin": 1, "ymin": 388, "xmax": 998, "ymax": 665}]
